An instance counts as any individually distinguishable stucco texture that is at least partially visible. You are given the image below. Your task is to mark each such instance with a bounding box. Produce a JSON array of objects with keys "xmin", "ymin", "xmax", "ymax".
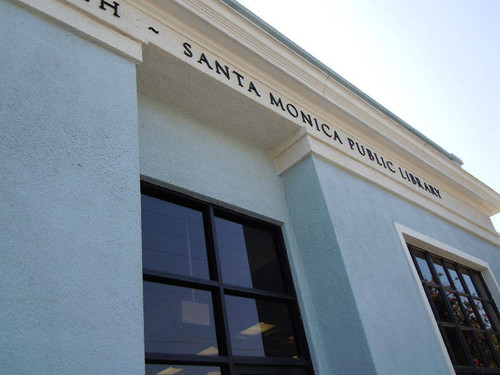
[
  {"xmin": 138, "ymin": 94, "xmax": 348, "ymax": 374},
  {"xmin": 284, "ymin": 155, "xmax": 500, "ymax": 375},
  {"xmin": 0, "ymin": 2, "xmax": 143, "ymax": 374}
]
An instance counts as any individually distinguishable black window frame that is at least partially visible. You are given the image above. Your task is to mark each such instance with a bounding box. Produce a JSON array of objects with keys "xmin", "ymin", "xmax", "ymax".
[
  {"xmin": 141, "ymin": 181, "xmax": 314, "ymax": 375},
  {"xmin": 407, "ymin": 243, "xmax": 500, "ymax": 375}
]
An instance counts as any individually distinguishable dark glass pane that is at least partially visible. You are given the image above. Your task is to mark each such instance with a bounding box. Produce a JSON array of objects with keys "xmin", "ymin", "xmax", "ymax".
[
  {"xmin": 484, "ymin": 302, "xmax": 500, "ymax": 331},
  {"xmin": 215, "ymin": 217, "xmax": 284, "ymax": 292},
  {"xmin": 143, "ymin": 282, "xmax": 218, "ymax": 355},
  {"xmin": 146, "ymin": 364, "xmax": 222, "ymax": 375},
  {"xmin": 462, "ymin": 330, "xmax": 484, "ymax": 367},
  {"xmin": 428, "ymin": 286, "xmax": 452, "ymax": 322},
  {"xmin": 446, "ymin": 292, "xmax": 466, "ymax": 325},
  {"xmin": 141, "ymin": 195, "xmax": 209, "ymax": 279},
  {"xmin": 431, "ymin": 257, "xmax": 451, "ymax": 289},
  {"xmin": 445, "ymin": 262, "xmax": 465, "ymax": 293},
  {"xmin": 474, "ymin": 299, "xmax": 493, "ymax": 329},
  {"xmin": 444, "ymin": 326, "xmax": 469, "ymax": 366},
  {"xmin": 477, "ymin": 331, "xmax": 499, "ymax": 368},
  {"xmin": 226, "ymin": 295, "xmax": 298, "ymax": 358},
  {"xmin": 470, "ymin": 272, "xmax": 491, "ymax": 300},
  {"xmin": 236, "ymin": 366, "xmax": 309, "ymax": 375},
  {"xmin": 413, "ymin": 250, "xmax": 433, "ymax": 282},
  {"xmin": 489, "ymin": 333, "xmax": 500, "ymax": 357},
  {"xmin": 460, "ymin": 268, "xmax": 479, "ymax": 297},
  {"xmin": 460, "ymin": 296, "xmax": 480, "ymax": 328}
]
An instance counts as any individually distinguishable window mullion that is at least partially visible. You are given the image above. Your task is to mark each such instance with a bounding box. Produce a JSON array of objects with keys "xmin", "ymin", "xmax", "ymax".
[
  {"xmin": 465, "ymin": 273, "xmax": 500, "ymax": 368},
  {"xmin": 478, "ymin": 273, "xmax": 500, "ymax": 308},
  {"xmin": 476, "ymin": 275, "xmax": 500, "ymax": 368},
  {"xmin": 442, "ymin": 261, "xmax": 461, "ymax": 295},
  {"xmin": 408, "ymin": 246, "xmax": 426, "ymax": 281},
  {"xmin": 438, "ymin": 325, "xmax": 459, "ymax": 366},
  {"xmin": 425, "ymin": 252, "xmax": 476, "ymax": 368},
  {"xmin": 141, "ymin": 185, "xmax": 314, "ymax": 374},
  {"xmin": 207, "ymin": 206, "xmax": 236, "ymax": 375},
  {"xmin": 455, "ymin": 270, "xmax": 493, "ymax": 368},
  {"xmin": 421, "ymin": 282, "xmax": 444, "ymax": 323}
]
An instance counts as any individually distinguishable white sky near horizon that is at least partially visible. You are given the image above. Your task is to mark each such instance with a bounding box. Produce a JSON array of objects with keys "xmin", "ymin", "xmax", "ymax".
[{"xmin": 237, "ymin": 0, "xmax": 500, "ymax": 232}]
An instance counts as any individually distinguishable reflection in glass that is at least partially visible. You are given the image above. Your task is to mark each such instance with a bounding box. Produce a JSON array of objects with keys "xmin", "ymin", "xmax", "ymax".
[
  {"xmin": 462, "ymin": 330, "xmax": 484, "ymax": 367},
  {"xmin": 484, "ymin": 303, "xmax": 500, "ymax": 332},
  {"xmin": 145, "ymin": 364, "xmax": 221, "ymax": 375},
  {"xmin": 235, "ymin": 365, "xmax": 309, "ymax": 375},
  {"xmin": 431, "ymin": 257, "xmax": 451, "ymax": 288},
  {"xmin": 474, "ymin": 300, "xmax": 492, "ymax": 329},
  {"xmin": 226, "ymin": 295, "xmax": 298, "ymax": 358},
  {"xmin": 460, "ymin": 296, "xmax": 480, "ymax": 328},
  {"xmin": 141, "ymin": 195, "xmax": 209, "ymax": 279},
  {"xmin": 143, "ymin": 282, "xmax": 218, "ymax": 355},
  {"xmin": 428, "ymin": 287, "xmax": 452, "ymax": 322},
  {"xmin": 460, "ymin": 268, "xmax": 479, "ymax": 297},
  {"xmin": 413, "ymin": 251, "xmax": 433, "ymax": 282},
  {"xmin": 445, "ymin": 262, "xmax": 465, "ymax": 293},
  {"xmin": 446, "ymin": 292, "xmax": 466, "ymax": 325},
  {"xmin": 444, "ymin": 326, "xmax": 469, "ymax": 366},
  {"xmin": 471, "ymin": 272, "xmax": 491, "ymax": 297},
  {"xmin": 215, "ymin": 217, "xmax": 284, "ymax": 292},
  {"xmin": 489, "ymin": 333, "xmax": 500, "ymax": 358},
  {"xmin": 477, "ymin": 332, "xmax": 498, "ymax": 368}
]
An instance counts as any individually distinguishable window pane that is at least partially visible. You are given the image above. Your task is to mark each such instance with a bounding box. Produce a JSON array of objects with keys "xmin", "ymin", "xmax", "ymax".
[
  {"xmin": 470, "ymin": 272, "xmax": 492, "ymax": 301},
  {"xmin": 445, "ymin": 262, "xmax": 465, "ymax": 293},
  {"xmin": 236, "ymin": 366, "xmax": 309, "ymax": 375},
  {"xmin": 460, "ymin": 268, "xmax": 479, "ymax": 297},
  {"xmin": 474, "ymin": 299, "xmax": 493, "ymax": 329},
  {"xmin": 412, "ymin": 250, "xmax": 433, "ymax": 282},
  {"xmin": 460, "ymin": 296, "xmax": 480, "ymax": 328},
  {"xmin": 443, "ymin": 326, "xmax": 469, "ymax": 366},
  {"xmin": 431, "ymin": 257, "xmax": 451, "ymax": 289},
  {"xmin": 489, "ymin": 333, "xmax": 500, "ymax": 357},
  {"xmin": 143, "ymin": 282, "xmax": 218, "ymax": 355},
  {"xmin": 446, "ymin": 292, "xmax": 466, "ymax": 325},
  {"xmin": 142, "ymin": 195, "xmax": 209, "ymax": 279},
  {"xmin": 462, "ymin": 330, "xmax": 484, "ymax": 367},
  {"xmin": 215, "ymin": 217, "xmax": 284, "ymax": 292},
  {"xmin": 476, "ymin": 332, "xmax": 499, "ymax": 368},
  {"xmin": 428, "ymin": 287, "xmax": 452, "ymax": 322},
  {"xmin": 407, "ymin": 245, "xmax": 500, "ymax": 374},
  {"xmin": 484, "ymin": 302, "xmax": 500, "ymax": 331},
  {"xmin": 146, "ymin": 364, "xmax": 222, "ymax": 375},
  {"xmin": 226, "ymin": 295, "xmax": 298, "ymax": 358}
]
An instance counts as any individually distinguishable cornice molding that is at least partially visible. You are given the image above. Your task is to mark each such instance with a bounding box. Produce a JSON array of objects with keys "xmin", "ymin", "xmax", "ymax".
[
  {"xmin": 152, "ymin": 0, "xmax": 500, "ymax": 216},
  {"xmin": 272, "ymin": 132, "xmax": 500, "ymax": 247},
  {"xmin": 13, "ymin": 0, "xmax": 500, "ymax": 224},
  {"xmin": 10, "ymin": 0, "xmax": 143, "ymax": 62}
]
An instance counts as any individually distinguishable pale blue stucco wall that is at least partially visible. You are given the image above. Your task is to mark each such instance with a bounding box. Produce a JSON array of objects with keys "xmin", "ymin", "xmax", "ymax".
[
  {"xmin": 3, "ymin": 2, "xmax": 499, "ymax": 373},
  {"xmin": 138, "ymin": 94, "xmax": 377, "ymax": 374},
  {"xmin": 280, "ymin": 156, "xmax": 378, "ymax": 375},
  {"xmin": 0, "ymin": 2, "xmax": 144, "ymax": 374},
  {"xmin": 283, "ymin": 155, "xmax": 500, "ymax": 375}
]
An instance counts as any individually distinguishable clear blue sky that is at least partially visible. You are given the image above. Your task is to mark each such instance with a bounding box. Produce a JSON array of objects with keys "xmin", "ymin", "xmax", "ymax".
[{"xmin": 237, "ymin": 0, "xmax": 500, "ymax": 232}]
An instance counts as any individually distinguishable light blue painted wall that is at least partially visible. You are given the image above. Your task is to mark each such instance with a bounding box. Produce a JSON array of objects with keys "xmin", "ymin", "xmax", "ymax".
[
  {"xmin": 0, "ymin": 2, "xmax": 143, "ymax": 374},
  {"xmin": 281, "ymin": 157, "xmax": 378, "ymax": 375},
  {"xmin": 3, "ymin": 2, "xmax": 497, "ymax": 373},
  {"xmin": 290, "ymin": 155, "xmax": 500, "ymax": 375},
  {"xmin": 138, "ymin": 93, "xmax": 290, "ymax": 224},
  {"xmin": 138, "ymin": 94, "xmax": 360, "ymax": 374}
]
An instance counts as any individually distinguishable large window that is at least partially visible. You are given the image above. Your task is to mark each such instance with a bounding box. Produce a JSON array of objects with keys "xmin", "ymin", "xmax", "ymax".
[
  {"xmin": 141, "ymin": 183, "xmax": 314, "ymax": 375},
  {"xmin": 408, "ymin": 244, "xmax": 500, "ymax": 374}
]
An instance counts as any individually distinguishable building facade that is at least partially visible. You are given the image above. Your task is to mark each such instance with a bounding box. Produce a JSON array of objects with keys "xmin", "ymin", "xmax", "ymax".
[{"xmin": 2, "ymin": 0, "xmax": 500, "ymax": 374}]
